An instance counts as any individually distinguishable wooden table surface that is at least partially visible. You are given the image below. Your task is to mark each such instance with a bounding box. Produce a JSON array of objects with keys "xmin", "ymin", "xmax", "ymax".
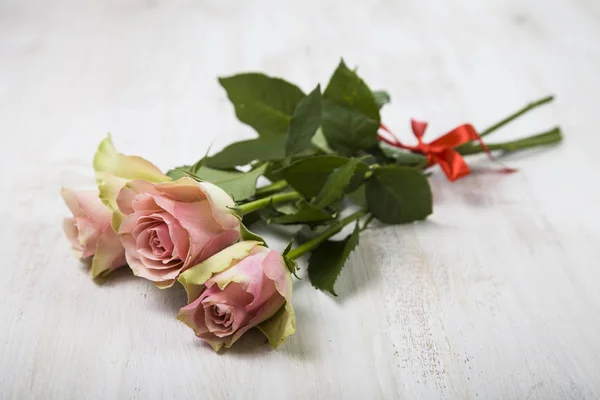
[{"xmin": 1, "ymin": 0, "xmax": 599, "ymax": 398}]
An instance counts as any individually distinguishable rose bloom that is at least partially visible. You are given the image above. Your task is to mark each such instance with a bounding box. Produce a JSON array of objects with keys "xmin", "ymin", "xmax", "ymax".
[
  {"xmin": 61, "ymin": 188, "xmax": 126, "ymax": 277},
  {"xmin": 93, "ymin": 135, "xmax": 172, "ymax": 231},
  {"xmin": 177, "ymin": 241, "xmax": 295, "ymax": 351},
  {"xmin": 116, "ymin": 178, "xmax": 241, "ymax": 288}
]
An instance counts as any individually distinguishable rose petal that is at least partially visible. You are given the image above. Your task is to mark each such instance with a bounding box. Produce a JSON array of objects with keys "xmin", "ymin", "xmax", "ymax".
[
  {"xmin": 90, "ymin": 229, "xmax": 127, "ymax": 278},
  {"xmin": 93, "ymin": 136, "xmax": 170, "ymax": 182},
  {"xmin": 63, "ymin": 217, "xmax": 83, "ymax": 255},
  {"xmin": 262, "ymin": 249, "xmax": 293, "ymax": 301},
  {"xmin": 154, "ymin": 223, "xmax": 174, "ymax": 254},
  {"xmin": 154, "ymin": 177, "xmax": 207, "ymax": 202},
  {"xmin": 207, "ymin": 246, "xmax": 279, "ymax": 312},
  {"xmin": 196, "ymin": 229, "xmax": 241, "ymax": 266},
  {"xmin": 116, "ymin": 181, "xmax": 161, "ymax": 216},
  {"xmin": 198, "ymin": 181, "xmax": 239, "ymax": 231},
  {"xmin": 151, "ymin": 196, "xmax": 223, "ymax": 263},
  {"xmin": 178, "ymin": 296, "xmax": 209, "ymax": 336},
  {"xmin": 229, "ymin": 295, "xmax": 285, "ymax": 347},
  {"xmin": 124, "ymin": 248, "xmax": 181, "ymax": 288},
  {"xmin": 178, "ymin": 241, "xmax": 261, "ymax": 303},
  {"xmin": 256, "ymin": 250, "xmax": 296, "ymax": 348},
  {"xmin": 75, "ymin": 217, "xmax": 100, "ymax": 258}
]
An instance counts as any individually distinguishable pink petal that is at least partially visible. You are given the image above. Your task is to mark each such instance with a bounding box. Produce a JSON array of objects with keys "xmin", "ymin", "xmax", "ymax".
[
  {"xmin": 61, "ymin": 188, "xmax": 87, "ymax": 218},
  {"xmin": 131, "ymin": 193, "xmax": 161, "ymax": 214},
  {"xmin": 74, "ymin": 192, "xmax": 112, "ymax": 229},
  {"xmin": 202, "ymin": 281, "xmax": 253, "ymax": 307},
  {"xmin": 125, "ymin": 249, "xmax": 181, "ymax": 286},
  {"xmin": 75, "ymin": 217, "xmax": 100, "ymax": 258},
  {"xmin": 63, "ymin": 217, "xmax": 83, "ymax": 253},
  {"xmin": 201, "ymin": 282, "xmax": 252, "ymax": 337},
  {"xmin": 178, "ymin": 296, "xmax": 209, "ymax": 336},
  {"xmin": 196, "ymin": 229, "xmax": 240, "ymax": 266},
  {"xmin": 156, "ymin": 181, "xmax": 207, "ymax": 202},
  {"xmin": 61, "ymin": 188, "xmax": 111, "ymax": 229},
  {"xmin": 230, "ymin": 295, "xmax": 285, "ymax": 345},
  {"xmin": 197, "ymin": 181, "xmax": 239, "ymax": 231},
  {"xmin": 131, "ymin": 214, "xmax": 161, "ymax": 240},
  {"xmin": 157, "ymin": 211, "xmax": 190, "ymax": 262},
  {"xmin": 90, "ymin": 229, "xmax": 127, "ymax": 277},
  {"xmin": 262, "ymin": 249, "xmax": 292, "ymax": 300},
  {"xmin": 207, "ymin": 247, "xmax": 277, "ymax": 313},
  {"xmin": 116, "ymin": 180, "xmax": 160, "ymax": 215},
  {"xmin": 154, "ymin": 223, "xmax": 174, "ymax": 254}
]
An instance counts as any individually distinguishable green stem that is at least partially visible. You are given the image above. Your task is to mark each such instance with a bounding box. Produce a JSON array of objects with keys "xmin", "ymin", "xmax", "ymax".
[
  {"xmin": 254, "ymin": 180, "xmax": 288, "ymax": 197},
  {"xmin": 479, "ymin": 95, "xmax": 554, "ymax": 138},
  {"xmin": 238, "ymin": 191, "xmax": 302, "ymax": 215},
  {"xmin": 286, "ymin": 210, "xmax": 368, "ymax": 260},
  {"xmin": 457, "ymin": 127, "xmax": 562, "ymax": 156},
  {"xmin": 454, "ymin": 95, "xmax": 554, "ymax": 154}
]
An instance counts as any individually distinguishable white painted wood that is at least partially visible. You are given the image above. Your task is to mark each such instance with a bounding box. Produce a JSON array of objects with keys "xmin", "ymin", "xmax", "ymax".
[{"xmin": 1, "ymin": 0, "xmax": 599, "ymax": 398}]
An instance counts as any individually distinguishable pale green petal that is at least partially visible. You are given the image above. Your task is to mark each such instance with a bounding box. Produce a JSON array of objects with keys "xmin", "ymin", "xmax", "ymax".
[
  {"xmin": 93, "ymin": 135, "xmax": 171, "ymax": 231},
  {"xmin": 257, "ymin": 255, "xmax": 296, "ymax": 348},
  {"xmin": 257, "ymin": 301, "xmax": 296, "ymax": 348},
  {"xmin": 90, "ymin": 230, "xmax": 126, "ymax": 278},
  {"xmin": 93, "ymin": 135, "xmax": 171, "ymax": 182},
  {"xmin": 96, "ymin": 172, "xmax": 128, "ymax": 231},
  {"xmin": 177, "ymin": 241, "xmax": 259, "ymax": 302}
]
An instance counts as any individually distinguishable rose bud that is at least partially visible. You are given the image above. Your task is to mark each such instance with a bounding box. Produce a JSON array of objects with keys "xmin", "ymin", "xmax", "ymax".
[
  {"xmin": 177, "ymin": 241, "xmax": 295, "ymax": 351},
  {"xmin": 116, "ymin": 178, "xmax": 241, "ymax": 288},
  {"xmin": 61, "ymin": 188, "xmax": 127, "ymax": 277},
  {"xmin": 93, "ymin": 135, "xmax": 171, "ymax": 231}
]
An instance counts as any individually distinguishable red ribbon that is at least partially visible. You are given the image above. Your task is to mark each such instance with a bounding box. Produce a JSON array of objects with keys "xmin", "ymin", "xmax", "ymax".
[{"xmin": 378, "ymin": 120, "xmax": 516, "ymax": 181}]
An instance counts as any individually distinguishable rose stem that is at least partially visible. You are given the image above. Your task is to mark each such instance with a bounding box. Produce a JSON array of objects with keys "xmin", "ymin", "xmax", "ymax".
[
  {"xmin": 454, "ymin": 95, "xmax": 554, "ymax": 154},
  {"xmin": 286, "ymin": 209, "xmax": 368, "ymax": 260},
  {"xmin": 479, "ymin": 95, "xmax": 554, "ymax": 138},
  {"xmin": 238, "ymin": 191, "xmax": 302, "ymax": 215},
  {"xmin": 254, "ymin": 180, "xmax": 288, "ymax": 197},
  {"xmin": 456, "ymin": 127, "xmax": 562, "ymax": 156}
]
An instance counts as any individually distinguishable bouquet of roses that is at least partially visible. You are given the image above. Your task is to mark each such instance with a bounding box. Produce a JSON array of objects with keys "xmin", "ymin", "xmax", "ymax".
[{"xmin": 61, "ymin": 60, "xmax": 562, "ymax": 351}]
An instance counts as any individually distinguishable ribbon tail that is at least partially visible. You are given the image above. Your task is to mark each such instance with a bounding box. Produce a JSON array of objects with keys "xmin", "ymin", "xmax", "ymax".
[
  {"xmin": 433, "ymin": 150, "xmax": 471, "ymax": 181},
  {"xmin": 378, "ymin": 124, "xmax": 420, "ymax": 151},
  {"xmin": 473, "ymin": 137, "xmax": 518, "ymax": 174}
]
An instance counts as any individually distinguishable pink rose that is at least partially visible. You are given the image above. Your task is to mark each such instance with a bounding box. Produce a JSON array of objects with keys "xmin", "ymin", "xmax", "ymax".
[
  {"xmin": 177, "ymin": 241, "xmax": 295, "ymax": 351},
  {"xmin": 117, "ymin": 177, "xmax": 241, "ymax": 288},
  {"xmin": 93, "ymin": 136, "xmax": 172, "ymax": 231},
  {"xmin": 61, "ymin": 188, "xmax": 127, "ymax": 278}
]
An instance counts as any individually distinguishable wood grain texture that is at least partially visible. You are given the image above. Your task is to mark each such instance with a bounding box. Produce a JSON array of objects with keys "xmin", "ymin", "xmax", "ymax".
[{"xmin": 1, "ymin": 0, "xmax": 599, "ymax": 398}]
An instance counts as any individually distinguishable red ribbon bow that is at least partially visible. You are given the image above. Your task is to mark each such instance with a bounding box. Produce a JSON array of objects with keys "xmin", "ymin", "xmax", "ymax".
[{"xmin": 378, "ymin": 120, "xmax": 515, "ymax": 181}]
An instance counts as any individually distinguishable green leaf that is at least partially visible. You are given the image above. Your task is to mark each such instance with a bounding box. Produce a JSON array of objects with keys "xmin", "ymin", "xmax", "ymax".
[
  {"xmin": 219, "ymin": 73, "xmax": 305, "ymax": 136},
  {"xmin": 312, "ymin": 158, "xmax": 361, "ymax": 209},
  {"xmin": 263, "ymin": 199, "xmax": 334, "ymax": 225},
  {"xmin": 311, "ymin": 127, "xmax": 334, "ymax": 154},
  {"xmin": 365, "ymin": 165, "xmax": 432, "ymax": 224},
  {"xmin": 167, "ymin": 166, "xmax": 192, "ymax": 180},
  {"xmin": 346, "ymin": 184, "xmax": 367, "ymax": 208},
  {"xmin": 285, "ymin": 85, "xmax": 322, "ymax": 157},
  {"xmin": 308, "ymin": 222, "xmax": 360, "ymax": 296},
  {"xmin": 372, "ymin": 90, "xmax": 391, "ymax": 110},
  {"xmin": 240, "ymin": 222, "xmax": 267, "ymax": 246},
  {"xmin": 281, "ymin": 155, "xmax": 369, "ymax": 198},
  {"xmin": 170, "ymin": 164, "xmax": 268, "ymax": 202},
  {"xmin": 205, "ymin": 136, "xmax": 286, "ymax": 169},
  {"xmin": 166, "ymin": 154, "xmax": 210, "ymax": 179},
  {"xmin": 321, "ymin": 60, "xmax": 380, "ymax": 154}
]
